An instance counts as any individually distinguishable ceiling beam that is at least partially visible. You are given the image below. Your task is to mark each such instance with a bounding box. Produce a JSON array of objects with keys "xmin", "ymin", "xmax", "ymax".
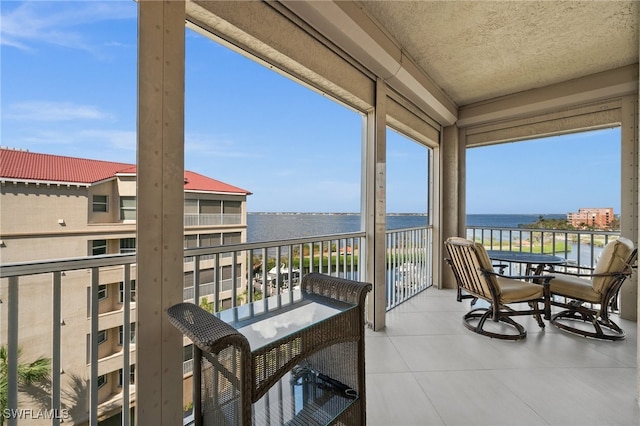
[
  {"xmin": 280, "ymin": 0, "xmax": 458, "ymax": 126},
  {"xmin": 458, "ymin": 65, "xmax": 639, "ymax": 128}
]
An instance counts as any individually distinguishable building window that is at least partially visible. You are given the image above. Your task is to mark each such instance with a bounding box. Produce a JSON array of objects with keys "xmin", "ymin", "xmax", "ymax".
[
  {"xmin": 97, "ymin": 330, "xmax": 107, "ymax": 344},
  {"xmin": 200, "ymin": 200, "xmax": 221, "ymax": 214},
  {"xmin": 184, "ymin": 235, "xmax": 198, "ymax": 248},
  {"xmin": 119, "ymin": 280, "xmax": 136, "ymax": 303},
  {"xmin": 92, "ymin": 240, "xmax": 107, "ymax": 256},
  {"xmin": 223, "ymin": 232, "xmax": 241, "ymax": 245},
  {"xmin": 184, "ymin": 199, "xmax": 198, "ymax": 214},
  {"xmin": 184, "ymin": 344, "xmax": 193, "ymax": 362},
  {"xmin": 92, "ymin": 195, "xmax": 108, "ymax": 212},
  {"xmin": 97, "ymin": 374, "xmax": 107, "ymax": 389},
  {"xmin": 184, "ymin": 235, "xmax": 197, "ymax": 262},
  {"xmin": 200, "ymin": 233, "xmax": 221, "ymax": 247},
  {"xmin": 118, "ymin": 365, "xmax": 135, "ymax": 387},
  {"xmin": 98, "ymin": 284, "xmax": 107, "ymax": 300},
  {"xmin": 120, "ymin": 196, "xmax": 136, "ymax": 221},
  {"xmin": 118, "ymin": 323, "xmax": 136, "ymax": 345},
  {"xmin": 119, "ymin": 238, "xmax": 136, "ymax": 254},
  {"xmin": 223, "ymin": 200, "xmax": 241, "ymax": 214}
]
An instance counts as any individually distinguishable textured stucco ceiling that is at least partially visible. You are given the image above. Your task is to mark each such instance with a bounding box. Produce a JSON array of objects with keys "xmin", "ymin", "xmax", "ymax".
[{"xmin": 359, "ymin": 1, "xmax": 638, "ymax": 106}]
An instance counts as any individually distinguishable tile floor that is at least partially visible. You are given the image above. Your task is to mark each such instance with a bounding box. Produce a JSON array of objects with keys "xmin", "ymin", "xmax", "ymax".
[{"xmin": 365, "ymin": 288, "xmax": 639, "ymax": 426}]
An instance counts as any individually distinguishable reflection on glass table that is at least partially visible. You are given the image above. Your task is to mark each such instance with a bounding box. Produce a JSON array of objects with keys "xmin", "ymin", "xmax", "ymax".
[
  {"xmin": 486, "ymin": 250, "xmax": 566, "ymax": 276},
  {"xmin": 251, "ymin": 364, "xmax": 358, "ymax": 425}
]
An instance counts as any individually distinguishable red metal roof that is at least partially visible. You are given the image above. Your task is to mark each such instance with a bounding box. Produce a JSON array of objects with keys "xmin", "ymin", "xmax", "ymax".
[
  {"xmin": 0, "ymin": 149, "xmax": 251, "ymax": 195},
  {"xmin": 183, "ymin": 170, "xmax": 251, "ymax": 194}
]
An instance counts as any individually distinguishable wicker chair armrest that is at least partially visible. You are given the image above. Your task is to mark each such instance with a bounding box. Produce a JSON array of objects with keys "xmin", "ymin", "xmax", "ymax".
[
  {"xmin": 301, "ymin": 272, "xmax": 372, "ymax": 306},
  {"xmin": 167, "ymin": 302, "xmax": 250, "ymax": 355}
]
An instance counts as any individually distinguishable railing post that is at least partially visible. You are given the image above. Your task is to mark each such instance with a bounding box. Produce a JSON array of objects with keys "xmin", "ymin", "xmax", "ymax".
[
  {"xmin": 89, "ymin": 267, "xmax": 99, "ymax": 425},
  {"xmin": 122, "ymin": 265, "xmax": 131, "ymax": 426},
  {"xmin": 52, "ymin": 272, "xmax": 62, "ymax": 426},
  {"xmin": 7, "ymin": 276, "xmax": 19, "ymax": 426}
]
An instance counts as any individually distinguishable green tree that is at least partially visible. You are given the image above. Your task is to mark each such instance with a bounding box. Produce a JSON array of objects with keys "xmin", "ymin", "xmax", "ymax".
[
  {"xmin": 519, "ymin": 217, "xmax": 575, "ymax": 230},
  {"xmin": 200, "ymin": 297, "xmax": 214, "ymax": 313},
  {"xmin": 0, "ymin": 346, "xmax": 51, "ymax": 425}
]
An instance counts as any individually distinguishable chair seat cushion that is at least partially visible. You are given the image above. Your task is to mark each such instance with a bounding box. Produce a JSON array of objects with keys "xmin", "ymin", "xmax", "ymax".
[
  {"xmin": 497, "ymin": 277, "xmax": 543, "ymax": 304},
  {"xmin": 549, "ymin": 273, "xmax": 601, "ymax": 303}
]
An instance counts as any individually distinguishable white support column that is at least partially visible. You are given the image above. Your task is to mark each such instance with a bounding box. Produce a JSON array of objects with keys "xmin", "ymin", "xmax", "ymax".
[
  {"xmin": 636, "ymin": 10, "xmax": 639, "ymax": 408},
  {"xmin": 363, "ymin": 79, "xmax": 387, "ymax": 331},
  {"xmin": 620, "ymin": 95, "xmax": 639, "ymax": 321},
  {"xmin": 137, "ymin": 1, "xmax": 185, "ymax": 424},
  {"xmin": 439, "ymin": 125, "xmax": 464, "ymax": 289}
]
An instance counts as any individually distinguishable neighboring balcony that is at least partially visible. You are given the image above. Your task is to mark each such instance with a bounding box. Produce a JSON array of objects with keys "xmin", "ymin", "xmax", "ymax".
[{"xmin": 184, "ymin": 213, "xmax": 243, "ymax": 227}]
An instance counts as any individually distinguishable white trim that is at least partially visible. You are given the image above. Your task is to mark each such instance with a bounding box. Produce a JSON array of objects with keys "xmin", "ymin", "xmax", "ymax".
[
  {"xmin": 0, "ymin": 178, "xmax": 90, "ymax": 187},
  {"xmin": 184, "ymin": 189, "xmax": 249, "ymax": 196},
  {"xmin": 91, "ymin": 177, "xmax": 117, "ymax": 186}
]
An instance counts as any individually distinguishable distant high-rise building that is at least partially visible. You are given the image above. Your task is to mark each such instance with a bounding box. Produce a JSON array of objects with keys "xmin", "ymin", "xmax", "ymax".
[{"xmin": 567, "ymin": 207, "xmax": 614, "ymax": 229}]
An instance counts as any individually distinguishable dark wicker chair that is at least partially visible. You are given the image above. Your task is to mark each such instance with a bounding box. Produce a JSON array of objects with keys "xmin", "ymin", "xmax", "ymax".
[
  {"xmin": 445, "ymin": 237, "xmax": 552, "ymax": 340},
  {"xmin": 549, "ymin": 237, "xmax": 636, "ymax": 340},
  {"xmin": 167, "ymin": 300, "xmax": 252, "ymax": 426}
]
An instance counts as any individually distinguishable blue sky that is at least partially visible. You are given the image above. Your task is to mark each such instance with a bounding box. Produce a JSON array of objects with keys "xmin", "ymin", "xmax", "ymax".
[{"xmin": 1, "ymin": 1, "xmax": 621, "ymax": 215}]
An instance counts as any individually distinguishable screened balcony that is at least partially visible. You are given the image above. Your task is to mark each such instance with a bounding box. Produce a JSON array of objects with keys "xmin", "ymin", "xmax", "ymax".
[
  {"xmin": 3, "ymin": 225, "xmax": 638, "ymax": 424},
  {"xmin": 1, "ymin": 1, "xmax": 638, "ymax": 425},
  {"xmin": 2, "ymin": 227, "xmax": 636, "ymax": 425},
  {"xmin": 138, "ymin": 1, "xmax": 640, "ymax": 423}
]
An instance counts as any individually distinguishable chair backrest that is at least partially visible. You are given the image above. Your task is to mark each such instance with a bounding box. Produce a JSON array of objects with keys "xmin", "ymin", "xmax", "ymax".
[
  {"xmin": 592, "ymin": 237, "xmax": 636, "ymax": 294},
  {"xmin": 445, "ymin": 237, "xmax": 500, "ymax": 300}
]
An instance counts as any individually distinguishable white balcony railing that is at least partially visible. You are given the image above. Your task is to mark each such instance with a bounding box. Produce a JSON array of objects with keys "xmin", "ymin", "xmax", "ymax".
[
  {"xmin": 0, "ymin": 253, "xmax": 137, "ymax": 426},
  {"xmin": 184, "ymin": 213, "xmax": 242, "ymax": 227},
  {"xmin": 466, "ymin": 226, "xmax": 621, "ymax": 273},
  {"xmin": 386, "ymin": 226, "xmax": 433, "ymax": 310},
  {"xmin": 2, "ymin": 224, "xmax": 620, "ymax": 424},
  {"xmin": 0, "ymin": 227, "xmax": 432, "ymax": 424}
]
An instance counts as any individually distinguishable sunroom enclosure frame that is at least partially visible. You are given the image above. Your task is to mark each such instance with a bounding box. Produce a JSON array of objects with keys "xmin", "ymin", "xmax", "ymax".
[{"xmin": 135, "ymin": 1, "xmax": 639, "ymax": 424}]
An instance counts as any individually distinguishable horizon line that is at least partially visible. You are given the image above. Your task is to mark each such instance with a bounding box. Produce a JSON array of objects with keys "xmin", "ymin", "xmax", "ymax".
[{"xmin": 247, "ymin": 212, "xmax": 569, "ymax": 215}]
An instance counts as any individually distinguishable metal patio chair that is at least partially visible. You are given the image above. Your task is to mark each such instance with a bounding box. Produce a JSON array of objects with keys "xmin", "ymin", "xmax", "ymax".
[
  {"xmin": 445, "ymin": 237, "xmax": 552, "ymax": 341},
  {"xmin": 549, "ymin": 236, "xmax": 637, "ymax": 340}
]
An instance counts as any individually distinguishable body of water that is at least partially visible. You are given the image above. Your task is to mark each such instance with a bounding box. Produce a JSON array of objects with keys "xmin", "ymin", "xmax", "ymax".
[
  {"xmin": 247, "ymin": 212, "xmax": 609, "ymax": 268},
  {"xmin": 247, "ymin": 213, "xmax": 565, "ymax": 243}
]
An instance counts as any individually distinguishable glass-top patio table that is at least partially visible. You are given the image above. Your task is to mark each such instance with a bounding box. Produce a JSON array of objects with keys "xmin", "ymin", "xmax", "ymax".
[
  {"xmin": 486, "ymin": 251, "xmax": 566, "ymax": 321},
  {"xmin": 486, "ymin": 250, "xmax": 566, "ymax": 276}
]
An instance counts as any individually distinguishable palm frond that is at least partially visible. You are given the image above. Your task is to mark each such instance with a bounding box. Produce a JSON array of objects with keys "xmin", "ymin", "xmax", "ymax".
[{"xmin": 18, "ymin": 357, "xmax": 51, "ymax": 385}]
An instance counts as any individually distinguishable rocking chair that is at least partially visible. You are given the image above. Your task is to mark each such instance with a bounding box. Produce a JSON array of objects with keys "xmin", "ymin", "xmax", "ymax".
[
  {"xmin": 445, "ymin": 237, "xmax": 552, "ymax": 341},
  {"xmin": 549, "ymin": 237, "xmax": 636, "ymax": 340}
]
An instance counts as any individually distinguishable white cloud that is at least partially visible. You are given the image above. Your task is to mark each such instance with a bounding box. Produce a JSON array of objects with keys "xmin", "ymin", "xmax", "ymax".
[
  {"xmin": 185, "ymin": 133, "xmax": 261, "ymax": 159},
  {"xmin": 10, "ymin": 128, "xmax": 136, "ymax": 159},
  {"xmin": 78, "ymin": 129, "xmax": 136, "ymax": 152},
  {"xmin": 4, "ymin": 101, "xmax": 111, "ymax": 121},
  {"xmin": 1, "ymin": 1, "xmax": 135, "ymax": 53}
]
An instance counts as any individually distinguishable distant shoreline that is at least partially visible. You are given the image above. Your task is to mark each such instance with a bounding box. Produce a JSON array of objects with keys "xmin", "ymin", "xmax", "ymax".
[
  {"xmin": 248, "ymin": 212, "xmax": 426, "ymax": 216},
  {"xmin": 248, "ymin": 212, "xmax": 564, "ymax": 216},
  {"xmin": 247, "ymin": 213, "xmax": 567, "ymax": 242}
]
